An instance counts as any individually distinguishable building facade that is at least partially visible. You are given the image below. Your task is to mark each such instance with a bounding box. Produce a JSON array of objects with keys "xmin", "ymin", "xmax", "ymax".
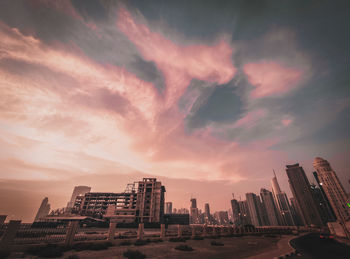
[
  {"xmin": 271, "ymin": 172, "xmax": 294, "ymax": 226},
  {"xmin": 246, "ymin": 193, "xmax": 266, "ymax": 226},
  {"xmin": 66, "ymin": 186, "xmax": 91, "ymax": 209},
  {"xmin": 260, "ymin": 188, "xmax": 280, "ymax": 226},
  {"xmin": 313, "ymin": 157, "xmax": 350, "ymax": 222},
  {"xmin": 286, "ymin": 163, "xmax": 323, "ymax": 226}
]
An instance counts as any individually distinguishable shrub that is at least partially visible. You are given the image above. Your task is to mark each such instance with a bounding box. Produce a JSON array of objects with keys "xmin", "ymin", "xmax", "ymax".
[
  {"xmin": 73, "ymin": 241, "xmax": 113, "ymax": 251},
  {"xmin": 119, "ymin": 240, "xmax": 132, "ymax": 246},
  {"xmin": 211, "ymin": 241, "xmax": 224, "ymax": 246},
  {"xmin": 175, "ymin": 245, "xmax": 194, "ymax": 251},
  {"xmin": 123, "ymin": 249, "xmax": 146, "ymax": 259},
  {"xmin": 27, "ymin": 244, "xmax": 63, "ymax": 258},
  {"xmin": 169, "ymin": 237, "xmax": 186, "ymax": 242},
  {"xmin": 134, "ymin": 239, "xmax": 148, "ymax": 246},
  {"xmin": 150, "ymin": 238, "xmax": 163, "ymax": 243},
  {"xmin": 66, "ymin": 255, "xmax": 79, "ymax": 259},
  {"xmin": 192, "ymin": 236, "xmax": 204, "ymax": 240},
  {"xmin": 0, "ymin": 250, "xmax": 11, "ymax": 259}
]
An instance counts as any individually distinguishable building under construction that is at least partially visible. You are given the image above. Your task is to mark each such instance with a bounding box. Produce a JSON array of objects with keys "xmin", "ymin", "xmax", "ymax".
[{"xmin": 73, "ymin": 178, "xmax": 166, "ymax": 224}]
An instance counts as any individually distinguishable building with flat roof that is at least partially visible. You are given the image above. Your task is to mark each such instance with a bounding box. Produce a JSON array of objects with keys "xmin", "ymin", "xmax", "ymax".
[
  {"xmin": 313, "ymin": 157, "xmax": 350, "ymax": 222},
  {"xmin": 286, "ymin": 163, "xmax": 323, "ymax": 226}
]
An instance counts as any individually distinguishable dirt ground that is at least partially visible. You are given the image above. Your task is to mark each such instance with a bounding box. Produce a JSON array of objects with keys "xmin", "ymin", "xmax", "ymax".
[{"xmin": 61, "ymin": 235, "xmax": 280, "ymax": 259}]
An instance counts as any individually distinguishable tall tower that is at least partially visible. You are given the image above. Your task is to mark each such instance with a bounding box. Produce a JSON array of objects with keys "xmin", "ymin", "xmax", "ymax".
[
  {"xmin": 313, "ymin": 157, "xmax": 350, "ymax": 222},
  {"xmin": 271, "ymin": 170, "xmax": 294, "ymax": 226},
  {"xmin": 34, "ymin": 197, "xmax": 50, "ymax": 222},
  {"xmin": 231, "ymin": 198, "xmax": 241, "ymax": 226},
  {"xmin": 260, "ymin": 188, "xmax": 280, "ymax": 226},
  {"xmin": 246, "ymin": 193, "xmax": 266, "ymax": 226},
  {"xmin": 286, "ymin": 163, "xmax": 323, "ymax": 226},
  {"xmin": 67, "ymin": 186, "xmax": 91, "ymax": 209},
  {"xmin": 204, "ymin": 203, "xmax": 211, "ymax": 224},
  {"xmin": 190, "ymin": 198, "xmax": 198, "ymax": 224}
]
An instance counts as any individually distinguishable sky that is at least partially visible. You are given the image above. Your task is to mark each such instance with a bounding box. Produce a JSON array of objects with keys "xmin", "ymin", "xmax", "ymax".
[{"xmin": 0, "ymin": 0, "xmax": 349, "ymax": 222}]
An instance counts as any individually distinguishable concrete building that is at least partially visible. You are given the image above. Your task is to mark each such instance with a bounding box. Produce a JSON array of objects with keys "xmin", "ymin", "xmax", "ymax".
[
  {"xmin": 238, "ymin": 200, "xmax": 251, "ymax": 225},
  {"xmin": 231, "ymin": 198, "xmax": 241, "ymax": 226},
  {"xmin": 204, "ymin": 203, "xmax": 212, "ymax": 224},
  {"xmin": 246, "ymin": 193, "xmax": 265, "ymax": 226},
  {"xmin": 214, "ymin": 211, "xmax": 229, "ymax": 225},
  {"xmin": 34, "ymin": 197, "xmax": 51, "ymax": 222},
  {"xmin": 286, "ymin": 163, "xmax": 323, "ymax": 226},
  {"xmin": 313, "ymin": 157, "xmax": 350, "ymax": 222},
  {"xmin": 190, "ymin": 198, "xmax": 199, "ymax": 224},
  {"xmin": 76, "ymin": 178, "xmax": 165, "ymax": 223},
  {"xmin": 289, "ymin": 197, "xmax": 304, "ymax": 226},
  {"xmin": 310, "ymin": 183, "xmax": 336, "ymax": 224},
  {"xmin": 312, "ymin": 171, "xmax": 336, "ymax": 223},
  {"xmin": 271, "ymin": 171, "xmax": 294, "ymax": 226},
  {"xmin": 165, "ymin": 202, "xmax": 173, "ymax": 214},
  {"xmin": 66, "ymin": 186, "xmax": 91, "ymax": 209},
  {"xmin": 136, "ymin": 178, "xmax": 166, "ymax": 223},
  {"xmin": 260, "ymin": 188, "xmax": 280, "ymax": 226}
]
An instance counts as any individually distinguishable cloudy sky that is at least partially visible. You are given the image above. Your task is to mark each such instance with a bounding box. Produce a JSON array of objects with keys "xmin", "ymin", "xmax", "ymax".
[{"xmin": 0, "ymin": 0, "xmax": 349, "ymax": 222}]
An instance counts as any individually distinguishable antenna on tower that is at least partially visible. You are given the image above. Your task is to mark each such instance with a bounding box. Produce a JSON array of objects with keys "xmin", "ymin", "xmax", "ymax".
[
  {"xmin": 232, "ymin": 193, "xmax": 234, "ymax": 199},
  {"xmin": 273, "ymin": 169, "xmax": 277, "ymax": 178}
]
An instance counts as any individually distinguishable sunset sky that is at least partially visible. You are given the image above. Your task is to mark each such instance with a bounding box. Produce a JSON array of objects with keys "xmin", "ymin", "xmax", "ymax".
[{"xmin": 0, "ymin": 0, "xmax": 349, "ymax": 222}]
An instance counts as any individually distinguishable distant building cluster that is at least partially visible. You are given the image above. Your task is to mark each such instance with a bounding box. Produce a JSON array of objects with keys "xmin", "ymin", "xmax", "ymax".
[{"xmin": 34, "ymin": 157, "xmax": 350, "ymax": 233}]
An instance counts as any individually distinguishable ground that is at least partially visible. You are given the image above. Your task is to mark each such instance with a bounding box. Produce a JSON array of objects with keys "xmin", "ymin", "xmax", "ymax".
[{"xmin": 60, "ymin": 235, "xmax": 280, "ymax": 259}]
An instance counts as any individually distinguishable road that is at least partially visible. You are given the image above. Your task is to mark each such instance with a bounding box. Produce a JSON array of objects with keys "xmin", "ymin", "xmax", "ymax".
[{"xmin": 289, "ymin": 233, "xmax": 350, "ymax": 259}]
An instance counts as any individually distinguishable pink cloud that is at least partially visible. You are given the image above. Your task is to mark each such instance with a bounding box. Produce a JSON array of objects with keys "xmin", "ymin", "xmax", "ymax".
[
  {"xmin": 282, "ymin": 118, "xmax": 293, "ymax": 127},
  {"xmin": 244, "ymin": 61, "xmax": 302, "ymax": 99},
  {"xmin": 232, "ymin": 109, "xmax": 267, "ymax": 129},
  {"xmin": 116, "ymin": 7, "xmax": 236, "ymax": 108}
]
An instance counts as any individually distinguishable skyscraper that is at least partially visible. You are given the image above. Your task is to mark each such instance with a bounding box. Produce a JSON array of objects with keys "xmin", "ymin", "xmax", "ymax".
[
  {"xmin": 34, "ymin": 197, "xmax": 51, "ymax": 222},
  {"xmin": 313, "ymin": 157, "xmax": 350, "ymax": 222},
  {"xmin": 310, "ymin": 183, "xmax": 336, "ymax": 223},
  {"xmin": 271, "ymin": 171, "xmax": 294, "ymax": 226},
  {"xmin": 165, "ymin": 202, "xmax": 173, "ymax": 214},
  {"xmin": 67, "ymin": 186, "xmax": 91, "ymax": 209},
  {"xmin": 286, "ymin": 163, "xmax": 323, "ymax": 226},
  {"xmin": 246, "ymin": 193, "xmax": 266, "ymax": 226},
  {"xmin": 190, "ymin": 198, "xmax": 199, "ymax": 224},
  {"xmin": 204, "ymin": 203, "xmax": 211, "ymax": 224},
  {"xmin": 260, "ymin": 188, "xmax": 280, "ymax": 226},
  {"xmin": 238, "ymin": 200, "xmax": 251, "ymax": 225},
  {"xmin": 231, "ymin": 198, "xmax": 241, "ymax": 226}
]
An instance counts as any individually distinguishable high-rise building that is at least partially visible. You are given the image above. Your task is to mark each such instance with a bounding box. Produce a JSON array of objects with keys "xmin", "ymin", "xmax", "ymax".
[
  {"xmin": 238, "ymin": 200, "xmax": 251, "ymax": 225},
  {"xmin": 214, "ymin": 211, "xmax": 229, "ymax": 225},
  {"xmin": 231, "ymin": 198, "xmax": 241, "ymax": 226},
  {"xmin": 165, "ymin": 202, "xmax": 173, "ymax": 214},
  {"xmin": 310, "ymin": 183, "xmax": 336, "ymax": 224},
  {"xmin": 286, "ymin": 163, "xmax": 323, "ymax": 226},
  {"xmin": 136, "ymin": 178, "xmax": 166, "ymax": 223},
  {"xmin": 313, "ymin": 157, "xmax": 350, "ymax": 222},
  {"xmin": 67, "ymin": 186, "xmax": 91, "ymax": 209},
  {"xmin": 190, "ymin": 198, "xmax": 199, "ymax": 224},
  {"xmin": 34, "ymin": 197, "xmax": 51, "ymax": 222},
  {"xmin": 246, "ymin": 193, "xmax": 266, "ymax": 226},
  {"xmin": 204, "ymin": 203, "xmax": 211, "ymax": 224},
  {"xmin": 260, "ymin": 188, "xmax": 280, "ymax": 226},
  {"xmin": 271, "ymin": 171, "xmax": 294, "ymax": 226},
  {"xmin": 312, "ymin": 171, "xmax": 337, "ymax": 222},
  {"xmin": 290, "ymin": 197, "xmax": 304, "ymax": 226}
]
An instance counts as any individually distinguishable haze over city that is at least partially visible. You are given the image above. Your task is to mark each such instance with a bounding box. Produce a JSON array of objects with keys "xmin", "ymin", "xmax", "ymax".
[{"xmin": 0, "ymin": 0, "xmax": 349, "ymax": 223}]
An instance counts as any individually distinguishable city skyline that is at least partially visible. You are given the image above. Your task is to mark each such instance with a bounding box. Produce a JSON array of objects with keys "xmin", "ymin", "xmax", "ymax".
[{"xmin": 1, "ymin": 1, "xmax": 350, "ymax": 223}]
